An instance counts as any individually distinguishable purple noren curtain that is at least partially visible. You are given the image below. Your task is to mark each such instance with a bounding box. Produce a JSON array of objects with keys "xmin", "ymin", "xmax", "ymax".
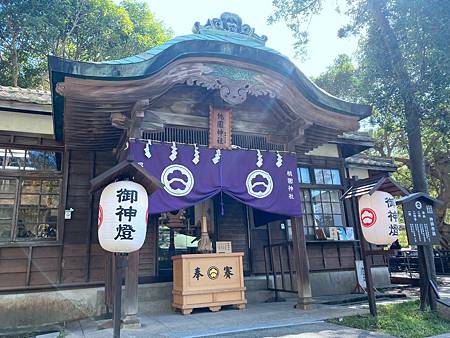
[{"xmin": 130, "ymin": 142, "xmax": 301, "ymax": 222}]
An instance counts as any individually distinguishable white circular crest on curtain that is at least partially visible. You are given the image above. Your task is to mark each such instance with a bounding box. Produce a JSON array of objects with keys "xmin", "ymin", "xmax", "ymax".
[
  {"xmin": 161, "ymin": 164, "xmax": 194, "ymax": 197},
  {"xmin": 246, "ymin": 169, "xmax": 273, "ymax": 199}
]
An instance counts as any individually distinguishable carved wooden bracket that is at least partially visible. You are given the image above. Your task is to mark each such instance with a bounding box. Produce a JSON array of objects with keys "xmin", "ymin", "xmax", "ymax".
[
  {"xmin": 110, "ymin": 99, "xmax": 164, "ymax": 138},
  {"xmin": 284, "ymin": 119, "xmax": 313, "ymax": 148},
  {"xmin": 55, "ymin": 82, "xmax": 66, "ymax": 96},
  {"xmin": 111, "ymin": 112, "xmax": 130, "ymax": 129},
  {"xmin": 131, "ymin": 99, "xmax": 149, "ymax": 119},
  {"xmin": 186, "ymin": 75, "xmax": 276, "ymax": 106}
]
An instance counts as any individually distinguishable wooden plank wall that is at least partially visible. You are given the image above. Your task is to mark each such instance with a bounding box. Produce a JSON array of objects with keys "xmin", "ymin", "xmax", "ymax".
[
  {"xmin": 249, "ymin": 222, "xmax": 360, "ymax": 274},
  {"xmin": 249, "ymin": 227, "xmax": 268, "ymax": 275},
  {"xmin": 0, "ymin": 148, "xmax": 386, "ymax": 291},
  {"xmin": 0, "ymin": 149, "xmax": 115, "ymax": 291},
  {"xmin": 138, "ymin": 216, "xmax": 157, "ymax": 278},
  {"xmin": 60, "ymin": 150, "xmax": 114, "ymax": 285},
  {"xmin": 215, "ymin": 195, "xmax": 250, "ymax": 273}
]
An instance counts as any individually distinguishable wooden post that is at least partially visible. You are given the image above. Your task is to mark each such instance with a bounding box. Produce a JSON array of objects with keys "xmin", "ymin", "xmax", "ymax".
[
  {"xmin": 113, "ymin": 253, "xmax": 125, "ymax": 338},
  {"xmin": 290, "ymin": 216, "xmax": 313, "ymax": 309},
  {"xmin": 351, "ymin": 196, "xmax": 377, "ymax": 316},
  {"xmin": 418, "ymin": 245, "xmax": 437, "ymax": 311},
  {"xmin": 104, "ymin": 253, "xmax": 114, "ymax": 317},
  {"xmin": 123, "ymin": 251, "xmax": 140, "ymax": 327}
]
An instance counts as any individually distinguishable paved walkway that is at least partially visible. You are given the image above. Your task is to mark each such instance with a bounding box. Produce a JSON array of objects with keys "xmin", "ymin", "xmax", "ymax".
[
  {"xmin": 51, "ymin": 278, "xmax": 450, "ymax": 338},
  {"xmin": 63, "ymin": 300, "xmax": 391, "ymax": 338},
  {"xmin": 216, "ymin": 322, "xmax": 396, "ymax": 337}
]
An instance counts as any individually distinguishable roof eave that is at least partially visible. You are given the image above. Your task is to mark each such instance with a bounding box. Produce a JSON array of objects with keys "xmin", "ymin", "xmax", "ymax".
[{"xmin": 48, "ymin": 37, "xmax": 372, "ymax": 118}]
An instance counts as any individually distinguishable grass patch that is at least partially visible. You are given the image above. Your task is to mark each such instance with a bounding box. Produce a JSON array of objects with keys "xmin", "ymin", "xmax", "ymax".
[{"xmin": 329, "ymin": 300, "xmax": 450, "ymax": 338}]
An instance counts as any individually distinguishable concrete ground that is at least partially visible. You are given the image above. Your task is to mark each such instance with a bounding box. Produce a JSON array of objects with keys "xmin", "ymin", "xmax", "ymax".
[
  {"xmin": 26, "ymin": 277, "xmax": 450, "ymax": 338},
  {"xmin": 62, "ymin": 300, "xmax": 390, "ymax": 338},
  {"xmin": 216, "ymin": 322, "xmax": 396, "ymax": 337}
]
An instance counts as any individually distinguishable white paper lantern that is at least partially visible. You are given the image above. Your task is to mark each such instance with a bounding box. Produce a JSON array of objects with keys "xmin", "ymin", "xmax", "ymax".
[
  {"xmin": 358, "ymin": 191, "xmax": 399, "ymax": 245},
  {"xmin": 98, "ymin": 181, "xmax": 148, "ymax": 253}
]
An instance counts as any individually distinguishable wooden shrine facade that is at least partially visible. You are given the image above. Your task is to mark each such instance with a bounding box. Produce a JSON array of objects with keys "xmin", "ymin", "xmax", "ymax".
[{"xmin": 0, "ymin": 13, "xmax": 395, "ymax": 294}]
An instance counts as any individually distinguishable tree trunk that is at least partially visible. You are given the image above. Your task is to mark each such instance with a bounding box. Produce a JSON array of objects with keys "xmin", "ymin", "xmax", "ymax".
[
  {"xmin": 367, "ymin": 0, "xmax": 437, "ymax": 310},
  {"xmin": 11, "ymin": 33, "xmax": 19, "ymax": 87}
]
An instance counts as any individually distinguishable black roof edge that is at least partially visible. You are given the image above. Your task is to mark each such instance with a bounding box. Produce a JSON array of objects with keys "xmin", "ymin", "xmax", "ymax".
[{"xmin": 397, "ymin": 192, "xmax": 443, "ymax": 205}]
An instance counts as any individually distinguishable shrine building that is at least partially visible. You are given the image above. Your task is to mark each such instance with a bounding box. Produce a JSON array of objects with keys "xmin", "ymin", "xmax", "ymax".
[{"xmin": 0, "ymin": 13, "xmax": 397, "ymax": 329}]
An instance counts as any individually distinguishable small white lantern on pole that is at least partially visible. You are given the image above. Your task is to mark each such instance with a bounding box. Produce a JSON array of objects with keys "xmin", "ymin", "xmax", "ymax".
[
  {"xmin": 98, "ymin": 181, "xmax": 148, "ymax": 253},
  {"xmin": 358, "ymin": 191, "xmax": 399, "ymax": 245}
]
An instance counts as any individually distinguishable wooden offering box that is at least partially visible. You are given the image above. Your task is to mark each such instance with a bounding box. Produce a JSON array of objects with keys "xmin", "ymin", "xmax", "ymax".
[{"xmin": 172, "ymin": 253, "xmax": 247, "ymax": 315}]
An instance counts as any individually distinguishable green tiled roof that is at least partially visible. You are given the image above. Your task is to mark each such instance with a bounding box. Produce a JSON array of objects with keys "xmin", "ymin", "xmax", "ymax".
[{"xmin": 100, "ymin": 33, "xmax": 285, "ymax": 65}]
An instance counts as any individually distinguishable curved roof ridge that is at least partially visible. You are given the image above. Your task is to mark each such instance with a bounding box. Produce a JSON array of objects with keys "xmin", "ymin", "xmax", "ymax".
[
  {"xmin": 48, "ymin": 24, "xmax": 372, "ymax": 121},
  {"xmin": 99, "ymin": 33, "xmax": 286, "ymax": 65}
]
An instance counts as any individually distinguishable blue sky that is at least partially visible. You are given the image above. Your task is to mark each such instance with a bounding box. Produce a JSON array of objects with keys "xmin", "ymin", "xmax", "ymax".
[{"xmin": 147, "ymin": 0, "xmax": 358, "ymax": 78}]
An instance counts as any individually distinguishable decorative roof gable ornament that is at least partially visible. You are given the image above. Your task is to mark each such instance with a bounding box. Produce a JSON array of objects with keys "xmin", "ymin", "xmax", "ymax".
[{"xmin": 193, "ymin": 12, "xmax": 268, "ymax": 45}]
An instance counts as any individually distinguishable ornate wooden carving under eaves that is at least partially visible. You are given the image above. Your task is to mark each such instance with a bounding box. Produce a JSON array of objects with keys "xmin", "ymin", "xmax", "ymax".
[
  {"xmin": 186, "ymin": 64, "xmax": 277, "ymax": 106},
  {"xmin": 193, "ymin": 12, "xmax": 268, "ymax": 45}
]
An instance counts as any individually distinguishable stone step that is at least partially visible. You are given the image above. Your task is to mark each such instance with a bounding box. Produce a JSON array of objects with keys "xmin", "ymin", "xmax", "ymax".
[
  {"xmin": 138, "ymin": 299, "xmax": 172, "ymax": 314},
  {"xmin": 137, "ymin": 282, "xmax": 173, "ymax": 301},
  {"xmin": 136, "ymin": 289, "xmax": 280, "ymax": 315},
  {"xmin": 137, "ymin": 277, "xmax": 270, "ymax": 302}
]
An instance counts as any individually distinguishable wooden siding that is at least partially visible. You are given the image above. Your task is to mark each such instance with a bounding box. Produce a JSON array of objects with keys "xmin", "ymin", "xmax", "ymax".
[
  {"xmin": 249, "ymin": 221, "xmax": 360, "ymax": 274},
  {"xmin": 0, "ymin": 144, "xmax": 386, "ymax": 292},
  {"xmin": 249, "ymin": 227, "xmax": 269, "ymax": 275},
  {"xmin": 0, "ymin": 149, "xmax": 115, "ymax": 291},
  {"xmin": 138, "ymin": 217, "xmax": 157, "ymax": 277},
  {"xmin": 215, "ymin": 195, "xmax": 250, "ymax": 273}
]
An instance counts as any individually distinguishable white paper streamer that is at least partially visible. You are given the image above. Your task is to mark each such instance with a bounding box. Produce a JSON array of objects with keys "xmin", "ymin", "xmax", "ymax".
[
  {"xmin": 212, "ymin": 149, "xmax": 221, "ymax": 164},
  {"xmin": 192, "ymin": 144, "xmax": 200, "ymax": 165},
  {"xmin": 256, "ymin": 149, "xmax": 263, "ymax": 168},
  {"xmin": 144, "ymin": 140, "xmax": 152, "ymax": 158},
  {"xmin": 169, "ymin": 142, "xmax": 177, "ymax": 162},
  {"xmin": 276, "ymin": 151, "xmax": 283, "ymax": 168}
]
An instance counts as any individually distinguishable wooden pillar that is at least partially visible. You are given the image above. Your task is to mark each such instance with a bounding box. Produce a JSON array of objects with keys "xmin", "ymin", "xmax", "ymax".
[
  {"xmin": 290, "ymin": 216, "xmax": 313, "ymax": 309},
  {"xmin": 104, "ymin": 253, "xmax": 114, "ymax": 316},
  {"xmin": 351, "ymin": 196, "xmax": 377, "ymax": 316},
  {"xmin": 123, "ymin": 251, "xmax": 140, "ymax": 327}
]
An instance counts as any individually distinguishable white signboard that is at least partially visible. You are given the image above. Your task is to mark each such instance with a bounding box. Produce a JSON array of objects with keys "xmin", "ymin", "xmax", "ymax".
[
  {"xmin": 358, "ymin": 191, "xmax": 399, "ymax": 245},
  {"xmin": 98, "ymin": 181, "xmax": 148, "ymax": 253},
  {"xmin": 355, "ymin": 260, "xmax": 367, "ymax": 289}
]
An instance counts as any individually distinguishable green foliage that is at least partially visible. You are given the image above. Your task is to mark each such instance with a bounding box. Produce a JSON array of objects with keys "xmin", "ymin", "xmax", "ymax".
[
  {"xmin": 0, "ymin": 0, "xmax": 172, "ymax": 88},
  {"xmin": 329, "ymin": 300, "xmax": 450, "ymax": 338},
  {"xmin": 270, "ymin": 0, "xmax": 450, "ymax": 231},
  {"xmin": 268, "ymin": 0, "xmax": 323, "ymax": 59},
  {"xmin": 312, "ymin": 54, "xmax": 360, "ymax": 102},
  {"xmin": 398, "ymin": 227, "xmax": 409, "ymax": 248}
]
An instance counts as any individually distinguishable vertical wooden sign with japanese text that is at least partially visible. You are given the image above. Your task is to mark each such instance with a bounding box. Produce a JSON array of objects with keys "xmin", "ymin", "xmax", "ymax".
[
  {"xmin": 209, "ymin": 106, "xmax": 232, "ymax": 149},
  {"xmin": 403, "ymin": 198, "xmax": 440, "ymax": 245}
]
